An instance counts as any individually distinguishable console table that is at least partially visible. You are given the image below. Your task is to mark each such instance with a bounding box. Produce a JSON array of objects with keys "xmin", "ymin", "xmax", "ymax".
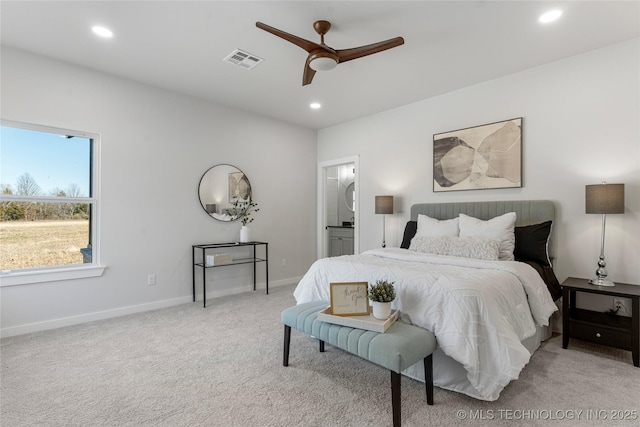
[
  {"xmin": 192, "ymin": 241, "xmax": 269, "ymax": 307},
  {"xmin": 562, "ymin": 277, "xmax": 639, "ymax": 367}
]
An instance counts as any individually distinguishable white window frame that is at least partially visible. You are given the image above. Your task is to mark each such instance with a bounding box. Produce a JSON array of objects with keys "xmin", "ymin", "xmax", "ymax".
[{"xmin": 0, "ymin": 119, "xmax": 105, "ymax": 286}]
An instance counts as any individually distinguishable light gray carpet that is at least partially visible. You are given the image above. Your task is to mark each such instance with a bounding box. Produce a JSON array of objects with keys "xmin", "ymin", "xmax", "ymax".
[{"xmin": 2, "ymin": 284, "xmax": 639, "ymax": 427}]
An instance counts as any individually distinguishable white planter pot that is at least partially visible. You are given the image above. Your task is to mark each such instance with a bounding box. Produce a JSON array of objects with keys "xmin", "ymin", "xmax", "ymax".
[
  {"xmin": 240, "ymin": 225, "xmax": 251, "ymax": 243},
  {"xmin": 371, "ymin": 301, "xmax": 392, "ymax": 320}
]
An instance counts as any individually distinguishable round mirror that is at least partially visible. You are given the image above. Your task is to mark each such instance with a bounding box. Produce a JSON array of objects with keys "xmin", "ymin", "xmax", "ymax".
[
  {"xmin": 198, "ymin": 164, "xmax": 252, "ymax": 221},
  {"xmin": 345, "ymin": 181, "xmax": 355, "ymax": 212}
]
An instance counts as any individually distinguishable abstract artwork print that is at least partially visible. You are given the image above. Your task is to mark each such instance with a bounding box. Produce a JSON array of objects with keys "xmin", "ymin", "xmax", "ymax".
[{"xmin": 433, "ymin": 118, "xmax": 522, "ymax": 192}]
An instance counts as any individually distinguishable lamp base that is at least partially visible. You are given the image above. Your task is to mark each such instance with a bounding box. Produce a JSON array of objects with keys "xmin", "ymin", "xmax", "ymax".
[{"xmin": 588, "ymin": 277, "xmax": 615, "ymax": 287}]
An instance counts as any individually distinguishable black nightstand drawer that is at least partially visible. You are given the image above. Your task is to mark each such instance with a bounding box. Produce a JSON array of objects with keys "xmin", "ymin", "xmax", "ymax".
[
  {"xmin": 569, "ymin": 322, "xmax": 632, "ymax": 350},
  {"xmin": 561, "ymin": 277, "xmax": 639, "ymax": 367}
]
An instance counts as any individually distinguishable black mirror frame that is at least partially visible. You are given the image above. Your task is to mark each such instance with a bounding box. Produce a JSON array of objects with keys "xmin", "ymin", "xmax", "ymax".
[{"xmin": 198, "ymin": 164, "xmax": 252, "ymax": 222}]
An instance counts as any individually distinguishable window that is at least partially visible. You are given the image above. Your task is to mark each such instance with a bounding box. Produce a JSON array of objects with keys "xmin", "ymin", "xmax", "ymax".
[{"xmin": 0, "ymin": 120, "xmax": 103, "ymax": 285}]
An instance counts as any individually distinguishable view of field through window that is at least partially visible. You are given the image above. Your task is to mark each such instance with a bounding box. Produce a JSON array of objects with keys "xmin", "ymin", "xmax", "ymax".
[
  {"xmin": 0, "ymin": 124, "xmax": 93, "ymax": 271},
  {"xmin": 0, "ymin": 220, "xmax": 89, "ymax": 270}
]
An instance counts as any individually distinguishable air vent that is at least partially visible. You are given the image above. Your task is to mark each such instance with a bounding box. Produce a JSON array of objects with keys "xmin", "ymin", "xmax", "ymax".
[{"xmin": 223, "ymin": 49, "xmax": 264, "ymax": 70}]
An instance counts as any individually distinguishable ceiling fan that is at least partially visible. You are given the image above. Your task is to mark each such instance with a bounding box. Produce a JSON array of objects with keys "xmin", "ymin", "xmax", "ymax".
[{"xmin": 256, "ymin": 20, "xmax": 404, "ymax": 86}]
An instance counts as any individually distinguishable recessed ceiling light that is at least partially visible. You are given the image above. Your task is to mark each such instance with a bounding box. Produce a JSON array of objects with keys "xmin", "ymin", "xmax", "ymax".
[
  {"xmin": 92, "ymin": 26, "xmax": 113, "ymax": 38},
  {"xmin": 310, "ymin": 102, "xmax": 322, "ymax": 109},
  {"xmin": 539, "ymin": 10, "xmax": 562, "ymax": 24}
]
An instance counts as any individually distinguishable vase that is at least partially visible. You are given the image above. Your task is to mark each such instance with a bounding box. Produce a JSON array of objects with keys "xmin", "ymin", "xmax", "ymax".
[
  {"xmin": 240, "ymin": 225, "xmax": 251, "ymax": 243},
  {"xmin": 371, "ymin": 301, "xmax": 392, "ymax": 320}
]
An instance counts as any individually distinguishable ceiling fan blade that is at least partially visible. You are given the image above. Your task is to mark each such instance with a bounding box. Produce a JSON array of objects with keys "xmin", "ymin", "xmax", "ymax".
[
  {"xmin": 256, "ymin": 22, "xmax": 322, "ymax": 53},
  {"xmin": 302, "ymin": 58, "xmax": 317, "ymax": 86},
  {"xmin": 336, "ymin": 37, "xmax": 405, "ymax": 63}
]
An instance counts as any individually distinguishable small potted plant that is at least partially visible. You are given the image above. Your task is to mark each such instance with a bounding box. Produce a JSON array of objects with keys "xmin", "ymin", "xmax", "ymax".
[
  {"xmin": 368, "ymin": 279, "xmax": 396, "ymax": 320},
  {"xmin": 231, "ymin": 199, "xmax": 259, "ymax": 242}
]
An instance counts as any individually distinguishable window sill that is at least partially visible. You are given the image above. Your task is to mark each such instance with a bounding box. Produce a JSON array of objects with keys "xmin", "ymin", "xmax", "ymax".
[{"xmin": 0, "ymin": 265, "xmax": 106, "ymax": 287}]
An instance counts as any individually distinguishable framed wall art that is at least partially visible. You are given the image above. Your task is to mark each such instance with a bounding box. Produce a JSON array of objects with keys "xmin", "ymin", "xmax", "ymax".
[{"xmin": 433, "ymin": 117, "xmax": 522, "ymax": 192}]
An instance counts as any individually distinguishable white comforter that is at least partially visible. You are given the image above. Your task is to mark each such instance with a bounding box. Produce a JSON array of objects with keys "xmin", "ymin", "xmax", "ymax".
[{"xmin": 293, "ymin": 247, "xmax": 558, "ymax": 401}]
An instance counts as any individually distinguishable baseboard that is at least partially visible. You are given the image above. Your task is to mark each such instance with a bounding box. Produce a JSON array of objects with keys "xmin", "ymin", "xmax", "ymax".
[
  {"xmin": 1, "ymin": 277, "xmax": 301, "ymax": 338},
  {"xmin": 1, "ymin": 295, "xmax": 192, "ymax": 338}
]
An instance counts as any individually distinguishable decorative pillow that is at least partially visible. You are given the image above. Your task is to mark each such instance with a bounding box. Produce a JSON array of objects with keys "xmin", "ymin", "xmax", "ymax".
[
  {"xmin": 415, "ymin": 214, "xmax": 459, "ymax": 237},
  {"xmin": 458, "ymin": 212, "xmax": 516, "ymax": 261},
  {"xmin": 409, "ymin": 236, "xmax": 501, "ymax": 260},
  {"xmin": 400, "ymin": 221, "xmax": 418, "ymax": 249},
  {"xmin": 514, "ymin": 221, "xmax": 553, "ymax": 267}
]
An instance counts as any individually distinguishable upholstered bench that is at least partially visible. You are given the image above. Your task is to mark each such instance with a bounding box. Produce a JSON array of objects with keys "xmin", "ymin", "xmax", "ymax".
[{"xmin": 281, "ymin": 301, "xmax": 437, "ymax": 427}]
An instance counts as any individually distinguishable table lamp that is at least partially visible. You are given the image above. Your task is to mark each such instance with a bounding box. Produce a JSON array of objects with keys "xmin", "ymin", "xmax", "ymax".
[
  {"xmin": 585, "ymin": 182, "xmax": 625, "ymax": 286},
  {"xmin": 375, "ymin": 196, "xmax": 393, "ymax": 248}
]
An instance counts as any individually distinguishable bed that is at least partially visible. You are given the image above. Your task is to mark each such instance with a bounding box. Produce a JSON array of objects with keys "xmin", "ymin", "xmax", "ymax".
[{"xmin": 293, "ymin": 200, "xmax": 561, "ymax": 401}]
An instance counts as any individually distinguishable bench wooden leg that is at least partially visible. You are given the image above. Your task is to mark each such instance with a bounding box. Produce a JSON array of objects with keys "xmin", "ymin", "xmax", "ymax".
[
  {"xmin": 283, "ymin": 325, "xmax": 291, "ymax": 367},
  {"xmin": 424, "ymin": 354, "xmax": 433, "ymax": 405},
  {"xmin": 391, "ymin": 370, "xmax": 401, "ymax": 427}
]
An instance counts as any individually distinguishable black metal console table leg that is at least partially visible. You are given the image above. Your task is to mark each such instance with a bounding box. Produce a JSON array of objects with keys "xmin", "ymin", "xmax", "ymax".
[
  {"xmin": 192, "ymin": 246, "xmax": 196, "ymax": 302},
  {"xmin": 265, "ymin": 243, "xmax": 269, "ymax": 295},
  {"xmin": 253, "ymin": 244, "xmax": 257, "ymax": 291},
  {"xmin": 202, "ymin": 247, "xmax": 207, "ymax": 308}
]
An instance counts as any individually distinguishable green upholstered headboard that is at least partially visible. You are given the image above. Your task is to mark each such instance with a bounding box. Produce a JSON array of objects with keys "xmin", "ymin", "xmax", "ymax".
[{"xmin": 410, "ymin": 200, "xmax": 556, "ymax": 259}]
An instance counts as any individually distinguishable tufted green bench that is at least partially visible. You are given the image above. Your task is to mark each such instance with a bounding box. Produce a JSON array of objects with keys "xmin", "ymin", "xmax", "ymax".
[{"xmin": 282, "ymin": 301, "xmax": 437, "ymax": 427}]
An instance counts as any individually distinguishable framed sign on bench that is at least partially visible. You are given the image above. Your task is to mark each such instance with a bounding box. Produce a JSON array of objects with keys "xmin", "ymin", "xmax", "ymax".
[{"xmin": 329, "ymin": 282, "xmax": 369, "ymax": 316}]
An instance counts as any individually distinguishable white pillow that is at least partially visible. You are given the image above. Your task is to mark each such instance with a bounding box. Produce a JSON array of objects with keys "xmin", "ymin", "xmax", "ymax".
[
  {"xmin": 458, "ymin": 212, "xmax": 516, "ymax": 261},
  {"xmin": 409, "ymin": 236, "xmax": 501, "ymax": 260},
  {"xmin": 415, "ymin": 214, "xmax": 459, "ymax": 237}
]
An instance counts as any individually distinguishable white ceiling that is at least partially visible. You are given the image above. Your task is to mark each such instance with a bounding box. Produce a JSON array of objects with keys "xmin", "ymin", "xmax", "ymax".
[{"xmin": 1, "ymin": 1, "xmax": 639, "ymax": 130}]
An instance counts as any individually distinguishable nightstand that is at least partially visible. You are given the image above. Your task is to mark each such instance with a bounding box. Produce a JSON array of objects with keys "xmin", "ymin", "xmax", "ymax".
[{"xmin": 562, "ymin": 277, "xmax": 639, "ymax": 367}]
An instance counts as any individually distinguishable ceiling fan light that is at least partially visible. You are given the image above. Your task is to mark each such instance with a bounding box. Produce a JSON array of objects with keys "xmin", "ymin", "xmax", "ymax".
[{"xmin": 310, "ymin": 57, "xmax": 337, "ymax": 71}]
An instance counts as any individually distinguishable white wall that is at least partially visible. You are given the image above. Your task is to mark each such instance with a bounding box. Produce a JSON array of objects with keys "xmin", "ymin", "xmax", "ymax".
[
  {"xmin": 318, "ymin": 39, "xmax": 640, "ymax": 307},
  {"xmin": 0, "ymin": 47, "xmax": 317, "ymax": 337}
]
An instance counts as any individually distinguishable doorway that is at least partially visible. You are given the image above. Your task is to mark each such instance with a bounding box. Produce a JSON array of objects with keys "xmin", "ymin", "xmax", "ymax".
[{"xmin": 317, "ymin": 156, "xmax": 359, "ymax": 258}]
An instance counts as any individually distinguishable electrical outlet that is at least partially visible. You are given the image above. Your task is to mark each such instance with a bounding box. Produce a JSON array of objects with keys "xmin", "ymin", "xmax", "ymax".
[
  {"xmin": 281, "ymin": 258, "xmax": 287, "ymax": 267},
  {"xmin": 613, "ymin": 298, "xmax": 623, "ymax": 311},
  {"xmin": 612, "ymin": 297, "xmax": 631, "ymax": 316},
  {"xmin": 147, "ymin": 274, "xmax": 156, "ymax": 286}
]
